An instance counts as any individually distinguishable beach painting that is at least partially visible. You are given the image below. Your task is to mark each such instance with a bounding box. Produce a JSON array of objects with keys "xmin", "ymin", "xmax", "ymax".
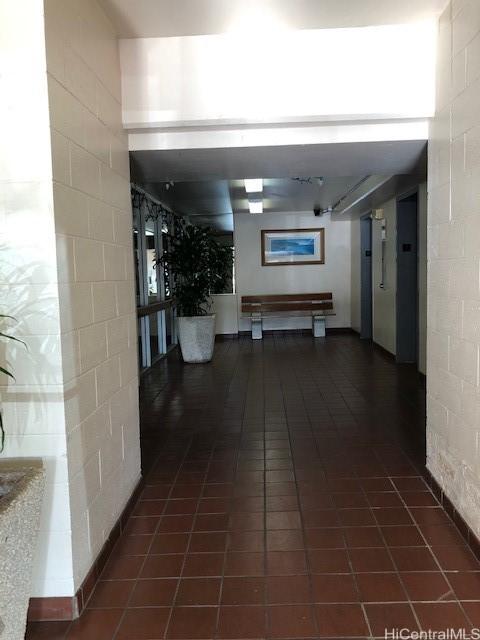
[{"xmin": 261, "ymin": 228, "xmax": 325, "ymax": 266}]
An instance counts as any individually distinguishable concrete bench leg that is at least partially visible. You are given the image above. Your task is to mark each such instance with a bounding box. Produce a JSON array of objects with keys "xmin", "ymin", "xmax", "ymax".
[
  {"xmin": 251, "ymin": 317, "xmax": 263, "ymax": 340},
  {"xmin": 313, "ymin": 315, "xmax": 326, "ymax": 338}
]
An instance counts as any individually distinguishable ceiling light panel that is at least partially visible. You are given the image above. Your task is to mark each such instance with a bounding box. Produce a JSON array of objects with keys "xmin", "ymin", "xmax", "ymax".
[{"xmin": 244, "ymin": 178, "xmax": 263, "ymax": 193}]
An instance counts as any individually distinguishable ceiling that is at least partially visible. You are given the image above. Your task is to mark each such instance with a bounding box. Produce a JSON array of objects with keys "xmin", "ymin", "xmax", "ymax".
[
  {"xmin": 131, "ymin": 140, "xmax": 427, "ymax": 231},
  {"xmin": 101, "ymin": 0, "xmax": 448, "ymax": 38}
]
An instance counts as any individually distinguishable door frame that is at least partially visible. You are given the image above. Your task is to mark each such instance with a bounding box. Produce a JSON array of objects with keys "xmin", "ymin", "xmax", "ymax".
[
  {"xmin": 360, "ymin": 213, "xmax": 373, "ymax": 340},
  {"xmin": 395, "ymin": 188, "xmax": 419, "ymax": 364}
]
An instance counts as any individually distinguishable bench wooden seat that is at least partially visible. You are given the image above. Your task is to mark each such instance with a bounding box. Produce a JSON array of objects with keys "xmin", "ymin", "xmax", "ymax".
[{"xmin": 241, "ymin": 293, "xmax": 335, "ymax": 339}]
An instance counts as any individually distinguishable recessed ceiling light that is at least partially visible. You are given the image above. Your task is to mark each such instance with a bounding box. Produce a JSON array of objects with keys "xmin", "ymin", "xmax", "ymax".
[
  {"xmin": 249, "ymin": 200, "xmax": 263, "ymax": 214},
  {"xmin": 244, "ymin": 178, "xmax": 263, "ymax": 193}
]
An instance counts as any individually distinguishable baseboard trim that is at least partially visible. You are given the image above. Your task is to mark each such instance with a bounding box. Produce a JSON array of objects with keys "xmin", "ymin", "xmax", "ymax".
[
  {"xmin": 28, "ymin": 475, "xmax": 145, "ymax": 621},
  {"xmin": 423, "ymin": 468, "xmax": 480, "ymax": 561}
]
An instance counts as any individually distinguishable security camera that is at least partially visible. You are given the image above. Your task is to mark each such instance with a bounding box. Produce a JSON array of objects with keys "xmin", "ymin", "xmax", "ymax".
[{"xmin": 313, "ymin": 206, "xmax": 322, "ymax": 217}]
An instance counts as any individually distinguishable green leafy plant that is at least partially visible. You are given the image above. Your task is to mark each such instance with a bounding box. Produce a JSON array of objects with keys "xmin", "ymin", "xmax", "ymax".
[
  {"xmin": 158, "ymin": 224, "xmax": 233, "ymax": 317},
  {"xmin": 0, "ymin": 315, "xmax": 25, "ymax": 452}
]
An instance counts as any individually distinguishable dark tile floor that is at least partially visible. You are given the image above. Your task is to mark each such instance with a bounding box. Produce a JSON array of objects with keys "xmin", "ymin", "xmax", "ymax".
[{"xmin": 26, "ymin": 335, "xmax": 480, "ymax": 639}]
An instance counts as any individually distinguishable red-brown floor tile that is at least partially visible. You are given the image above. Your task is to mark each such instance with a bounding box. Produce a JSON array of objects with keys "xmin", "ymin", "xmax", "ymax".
[
  {"xmin": 231, "ymin": 497, "xmax": 264, "ymax": 512},
  {"xmin": 129, "ymin": 578, "xmax": 177, "ymax": 606},
  {"xmin": 150, "ymin": 533, "xmax": 189, "ymax": 554},
  {"xmin": 182, "ymin": 552, "xmax": 224, "ymax": 577},
  {"xmin": 124, "ymin": 516, "xmax": 160, "ymax": 535},
  {"xmin": 401, "ymin": 572, "xmax": 454, "ymax": 601},
  {"xmin": 355, "ymin": 573, "xmax": 406, "ymax": 602},
  {"xmin": 309, "ymin": 549, "xmax": 351, "ymax": 573},
  {"xmin": 114, "ymin": 534, "xmax": 153, "ymax": 556},
  {"xmin": 158, "ymin": 515, "xmax": 194, "ymax": 533},
  {"xmin": 164, "ymin": 499, "xmax": 198, "ymax": 515},
  {"xmin": 364, "ymin": 603, "xmax": 418, "ymax": 637},
  {"xmin": 267, "ymin": 575, "xmax": 312, "ymax": 603},
  {"xmin": 229, "ymin": 512, "xmax": 264, "ymax": 531},
  {"xmin": 266, "ymin": 495, "xmax": 298, "ymax": 511},
  {"xmin": 420, "ymin": 524, "xmax": 465, "ymax": 546},
  {"xmin": 381, "ymin": 525, "xmax": 425, "ymax": 547},
  {"xmin": 224, "ymin": 552, "xmax": 265, "ymax": 576},
  {"xmin": 449, "ymin": 572, "xmax": 480, "ymax": 600},
  {"xmin": 26, "ymin": 621, "xmax": 70, "ymax": 640},
  {"xmin": 432, "ymin": 545, "xmax": 480, "ymax": 571},
  {"xmin": 268, "ymin": 604, "xmax": 317, "ymax": 638},
  {"xmin": 194, "ymin": 513, "xmax": 229, "ymax": 531},
  {"xmin": 87, "ymin": 579, "xmax": 135, "ymax": 608},
  {"xmin": 166, "ymin": 606, "xmax": 218, "ymax": 639},
  {"xmin": 66, "ymin": 609, "xmax": 122, "ymax": 640},
  {"xmin": 390, "ymin": 546, "xmax": 438, "ymax": 571},
  {"xmin": 266, "ymin": 511, "xmax": 302, "ymax": 530},
  {"xmin": 267, "ymin": 551, "xmax": 307, "ymax": 575},
  {"xmin": 373, "ymin": 508, "xmax": 413, "ymax": 526},
  {"xmin": 228, "ymin": 530, "xmax": 264, "ymax": 551},
  {"xmin": 140, "ymin": 554, "xmax": 184, "ymax": 578},
  {"xmin": 217, "ymin": 605, "xmax": 266, "ymax": 639},
  {"xmin": 222, "ymin": 576, "xmax": 265, "ymax": 604},
  {"xmin": 189, "ymin": 531, "xmax": 227, "ymax": 552},
  {"xmin": 101, "ymin": 556, "xmax": 144, "ymax": 581},
  {"xmin": 339, "ymin": 508, "xmax": 376, "ymax": 526},
  {"xmin": 267, "ymin": 529, "xmax": 305, "ymax": 551},
  {"xmin": 133, "ymin": 500, "xmax": 166, "ymax": 516},
  {"xmin": 343, "ymin": 526, "xmax": 384, "ymax": 548},
  {"xmin": 414, "ymin": 602, "xmax": 471, "ymax": 631},
  {"xmin": 175, "ymin": 577, "xmax": 221, "ymax": 605},
  {"xmin": 311, "ymin": 574, "xmax": 358, "ymax": 602},
  {"xmin": 349, "ymin": 547, "xmax": 394, "ymax": 572},
  {"xmin": 315, "ymin": 603, "xmax": 369, "ymax": 637},
  {"xmin": 303, "ymin": 509, "xmax": 340, "ymax": 528}
]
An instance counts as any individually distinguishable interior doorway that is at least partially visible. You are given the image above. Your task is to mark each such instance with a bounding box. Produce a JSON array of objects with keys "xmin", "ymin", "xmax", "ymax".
[
  {"xmin": 396, "ymin": 192, "xmax": 418, "ymax": 363},
  {"xmin": 360, "ymin": 214, "xmax": 373, "ymax": 340}
]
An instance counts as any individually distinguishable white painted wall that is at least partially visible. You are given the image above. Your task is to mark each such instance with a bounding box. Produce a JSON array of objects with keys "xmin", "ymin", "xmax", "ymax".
[
  {"xmin": 372, "ymin": 198, "xmax": 398, "ymax": 355},
  {"xmin": 234, "ymin": 212, "xmax": 351, "ymax": 332},
  {"xmin": 120, "ymin": 22, "xmax": 436, "ymax": 129},
  {"xmin": 427, "ymin": 1, "xmax": 480, "ymax": 537},
  {"xmin": 350, "ymin": 218, "xmax": 361, "ymax": 334},
  {"xmin": 211, "ymin": 294, "xmax": 238, "ymax": 335},
  {"xmin": 44, "ymin": 0, "xmax": 141, "ymax": 593}
]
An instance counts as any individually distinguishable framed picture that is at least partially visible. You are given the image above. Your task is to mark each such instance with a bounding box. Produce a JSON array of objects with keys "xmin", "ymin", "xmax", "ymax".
[{"xmin": 261, "ymin": 228, "xmax": 325, "ymax": 266}]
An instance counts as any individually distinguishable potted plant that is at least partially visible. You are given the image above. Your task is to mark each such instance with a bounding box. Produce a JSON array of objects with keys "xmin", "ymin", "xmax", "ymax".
[
  {"xmin": 159, "ymin": 224, "xmax": 232, "ymax": 363},
  {"xmin": 0, "ymin": 315, "xmax": 45, "ymax": 640}
]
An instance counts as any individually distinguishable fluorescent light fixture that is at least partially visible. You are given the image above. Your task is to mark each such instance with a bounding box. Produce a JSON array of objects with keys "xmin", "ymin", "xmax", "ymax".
[
  {"xmin": 244, "ymin": 178, "xmax": 263, "ymax": 193},
  {"xmin": 249, "ymin": 200, "xmax": 263, "ymax": 214}
]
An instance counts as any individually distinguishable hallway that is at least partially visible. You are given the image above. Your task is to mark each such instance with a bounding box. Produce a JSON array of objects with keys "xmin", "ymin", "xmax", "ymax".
[{"xmin": 27, "ymin": 335, "xmax": 480, "ymax": 639}]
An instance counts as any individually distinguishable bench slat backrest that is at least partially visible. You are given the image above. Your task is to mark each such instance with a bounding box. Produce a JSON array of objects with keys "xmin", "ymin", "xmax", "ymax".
[
  {"xmin": 242, "ymin": 301, "xmax": 333, "ymax": 313},
  {"xmin": 241, "ymin": 293, "xmax": 333, "ymax": 315},
  {"xmin": 242, "ymin": 293, "xmax": 332, "ymax": 304}
]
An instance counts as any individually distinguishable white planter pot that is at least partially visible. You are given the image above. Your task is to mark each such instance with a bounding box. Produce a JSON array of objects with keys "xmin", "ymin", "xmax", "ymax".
[
  {"xmin": 177, "ymin": 314, "xmax": 216, "ymax": 363},
  {"xmin": 0, "ymin": 459, "xmax": 45, "ymax": 640}
]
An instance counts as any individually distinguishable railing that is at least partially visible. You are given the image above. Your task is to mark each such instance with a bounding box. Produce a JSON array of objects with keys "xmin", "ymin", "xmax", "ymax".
[{"xmin": 136, "ymin": 298, "xmax": 176, "ymax": 318}]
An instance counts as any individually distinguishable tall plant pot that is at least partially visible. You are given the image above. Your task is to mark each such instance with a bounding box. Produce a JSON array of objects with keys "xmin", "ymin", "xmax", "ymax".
[
  {"xmin": 0, "ymin": 459, "xmax": 45, "ymax": 640},
  {"xmin": 177, "ymin": 314, "xmax": 216, "ymax": 363}
]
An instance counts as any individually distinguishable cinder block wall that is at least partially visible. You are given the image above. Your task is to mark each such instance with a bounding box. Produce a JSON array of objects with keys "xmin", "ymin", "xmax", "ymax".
[
  {"xmin": 427, "ymin": 0, "xmax": 480, "ymax": 536},
  {"xmin": 44, "ymin": 0, "xmax": 141, "ymax": 590}
]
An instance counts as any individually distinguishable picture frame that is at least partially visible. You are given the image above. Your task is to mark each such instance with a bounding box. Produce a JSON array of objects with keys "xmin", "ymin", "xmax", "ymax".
[{"xmin": 261, "ymin": 228, "xmax": 325, "ymax": 266}]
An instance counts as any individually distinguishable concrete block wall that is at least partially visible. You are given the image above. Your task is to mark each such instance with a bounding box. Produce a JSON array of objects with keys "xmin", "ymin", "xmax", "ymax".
[
  {"xmin": 427, "ymin": 0, "xmax": 480, "ymax": 537},
  {"xmin": 0, "ymin": 0, "xmax": 74, "ymax": 598},
  {"xmin": 44, "ymin": 0, "xmax": 141, "ymax": 590}
]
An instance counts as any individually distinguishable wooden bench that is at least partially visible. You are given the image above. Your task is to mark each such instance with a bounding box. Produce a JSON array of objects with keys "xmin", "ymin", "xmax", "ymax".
[{"xmin": 241, "ymin": 293, "xmax": 335, "ymax": 340}]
